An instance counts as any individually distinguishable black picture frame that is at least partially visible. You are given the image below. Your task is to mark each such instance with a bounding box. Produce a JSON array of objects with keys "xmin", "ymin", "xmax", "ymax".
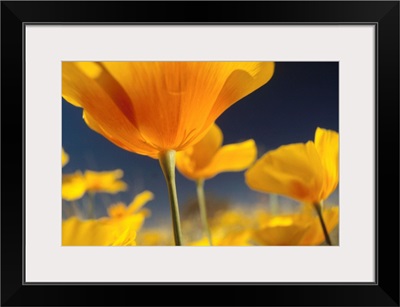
[{"xmin": 1, "ymin": 1, "xmax": 399, "ymax": 306}]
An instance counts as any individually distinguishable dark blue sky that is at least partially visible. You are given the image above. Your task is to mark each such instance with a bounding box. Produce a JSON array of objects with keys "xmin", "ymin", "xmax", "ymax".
[{"xmin": 62, "ymin": 62, "xmax": 338, "ymax": 227}]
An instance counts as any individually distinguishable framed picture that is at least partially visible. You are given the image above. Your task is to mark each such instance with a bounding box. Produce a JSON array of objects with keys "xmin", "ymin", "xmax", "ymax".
[{"xmin": 2, "ymin": 1, "xmax": 399, "ymax": 306}]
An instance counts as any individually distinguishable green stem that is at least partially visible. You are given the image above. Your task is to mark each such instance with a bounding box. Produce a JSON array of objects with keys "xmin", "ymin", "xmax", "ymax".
[
  {"xmin": 196, "ymin": 179, "xmax": 213, "ymax": 246},
  {"xmin": 159, "ymin": 150, "xmax": 183, "ymax": 246},
  {"xmin": 270, "ymin": 194, "xmax": 279, "ymax": 215},
  {"xmin": 313, "ymin": 202, "xmax": 332, "ymax": 246},
  {"xmin": 71, "ymin": 200, "xmax": 81, "ymax": 218},
  {"xmin": 62, "ymin": 200, "xmax": 71, "ymax": 218},
  {"xmin": 87, "ymin": 192, "xmax": 95, "ymax": 219}
]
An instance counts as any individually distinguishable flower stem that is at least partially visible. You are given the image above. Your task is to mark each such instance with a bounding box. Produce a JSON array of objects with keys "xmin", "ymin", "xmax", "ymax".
[
  {"xmin": 159, "ymin": 150, "xmax": 183, "ymax": 246},
  {"xmin": 196, "ymin": 179, "xmax": 213, "ymax": 246},
  {"xmin": 313, "ymin": 202, "xmax": 332, "ymax": 246},
  {"xmin": 71, "ymin": 200, "xmax": 81, "ymax": 218},
  {"xmin": 87, "ymin": 192, "xmax": 95, "ymax": 219}
]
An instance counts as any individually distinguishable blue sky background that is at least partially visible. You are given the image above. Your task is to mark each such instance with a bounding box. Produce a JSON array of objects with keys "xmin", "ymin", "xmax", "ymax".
[{"xmin": 62, "ymin": 62, "xmax": 339, "ymax": 227}]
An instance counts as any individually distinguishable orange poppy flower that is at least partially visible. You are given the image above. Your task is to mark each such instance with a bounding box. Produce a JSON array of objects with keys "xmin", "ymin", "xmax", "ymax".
[
  {"xmin": 176, "ymin": 123, "xmax": 257, "ymax": 180},
  {"xmin": 176, "ymin": 123, "xmax": 257, "ymax": 245},
  {"xmin": 245, "ymin": 127, "xmax": 339, "ymax": 205},
  {"xmin": 252, "ymin": 206, "xmax": 339, "ymax": 246},
  {"xmin": 62, "ymin": 62, "xmax": 274, "ymax": 158}
]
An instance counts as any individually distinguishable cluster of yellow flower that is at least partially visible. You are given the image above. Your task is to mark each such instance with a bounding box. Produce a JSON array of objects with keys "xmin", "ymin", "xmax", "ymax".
[
  {"xmin": 188, "ymin": 206, "xmax": 338, "ymax": 246},
  {"xmin": 62, "ymin": 62, "xmax": 339, "ymax": 246},
  {"xmin": 134, "ymin": 204, "xmax": 338, "ymax": 246},
  {"xmin": 62, "ymin": 151, "xmax": 127, "ymax": 202},
  {"xmin": 62, "ymin": 147, "xmax": 155, "ymax": 245}
]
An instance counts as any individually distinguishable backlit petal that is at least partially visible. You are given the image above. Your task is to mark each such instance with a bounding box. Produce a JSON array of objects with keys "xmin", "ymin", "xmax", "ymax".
[
  {"xmin": 84, "ymin": 169, "xmax": 127, "ymax": 194},
  {"xmin": 314, "ymin": 128, "xmax": 339, "ymax": 200},
  {"xmin": 299, "ymin": 206, "xmax": 339, "ymax": 245},
  {"xmin": 189, "ymin": 139, "xmax": 257, "ymax": 180},
  {"xmin": 188, "ymin": 124, "xmax": 223, "ymax": 169},
  {"xmin": 104, "ymin": 212, "xmax": 149, "ymax": 234},
  {"xmin": 107, "ymin": 203, "xmax": 129, "ymax": 218},
  {"xmin": 102, "ymin": 62, "xmax": 274, "ymax": 150},
  {"xmin": 245, "ymin": 142, "xmax": 325, "ymax": 204},
  {"xmin": 206, "ymin": 62, "xmax": 275, "ymax": 125},
  {"xmin": 191, "ymin": 230, "xmax": 252, "ymax": 246},
  {"xmin": 127, "ymin": 190, "xmax": 154, "ymax": 214},
  {"xmin": 111, "ymin": 226, "xmax": 137, "ymax": 246},
  {"xmin": 62, "ymin": 148, "xmax": 69, "ymax": 167},
  {"xmin": 136, "ymin": 229, "xmax": 172, "ymax": 246},
  {"xmin": 252, "ymin": 209, "xmax": 338, "ymax": 246},
  {"xmin": 176, "ymin": 124, "xmax": 223, "ymax": 178},
  {"xmin": 253, "ymin": 223, "xmax": 312, "ymax": 246},
  {"xmin": 62, "ymin": 217, "xmax": 137, "ymax": 246},
  {"xmin": 62, "ymin": 217, "xmax": 113, "ymax": 246},
  {"xmin": 216, "ymin": 230, "xmax": 252, "ymax": 246},
  {"xmin": 63, "ymin": 62, "xmax": 158, "ymax": 156},
  {"xmin": 83, "ymin": 111, "xmax": 159, "ymax": 158},
  {"xmin": 62, "ymin": 171, "xmax": 86, "ymax": 201}
]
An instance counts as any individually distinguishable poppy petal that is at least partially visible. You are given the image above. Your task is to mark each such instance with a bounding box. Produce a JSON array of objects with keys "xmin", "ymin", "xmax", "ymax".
[
  {"xmin": 175, "ymin": 124, "xmax": 223, "ymax": 178},
  {"xmin": 193, "ymin": 139, "xmax": 257, "ymax": 180},
  {"xmin": 102, "ymin": 62, "xmax": 274, "ymax": 150},
  {"xmin": 62, "ymin": 148, "xmax": 69, "ymax": 167},
  {"xmin": 245, "ymin": 142, "xmax": 325, "ymax": 204},
  {"xmin": 84, "ymin": 169, "xmax": 127, "ymax": 194},
  {"xmin": 314, "ymin": 127, "xmax": 339, "ymax": 200},
  {"xmin": 63, "ymin": 63, "xmax": 158, "ymax": 155},
  {"xmin": 62, "ymin": 171, "xmax": 86, "ymax": 201},
  {"xmin": 299, "ymin": 206, "xmax": 339, "ymax": 245},
  {"xmin": 127, "ymin": 190, "xmax": 154, "ymax": 214},
  {"xmin": 207, "ymin": 62, "xmax": 275, "ymax": 124}
]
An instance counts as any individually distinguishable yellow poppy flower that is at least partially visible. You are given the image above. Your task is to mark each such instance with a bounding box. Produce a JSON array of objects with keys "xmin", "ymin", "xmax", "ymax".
[
  {"xmin": 176, "ymin": 123, "xmax": 257, "ymax": 180},
  {"xmin": 175, "ymin": 123, "xmax": 257, "ymax": 245},
  {"xmin": 62, "ymin": 171, "xmax": 86, "ymax": 201},
  {"xmin": 61, "ymin": 148, "xmax": 86, "ymax": 201},
  {"xmin": 191, "ymin": 229, "xmax": 253, "ymax": 246},
  {"xmin": 63, "ymin": 61, "xmax": 274, "ymax": 246},
  {"xmin": 136, "ymin": 229, "xmax": 173, "ymax": 246},
  {"xmin": 84, "ymin": 169, "xmax": 127, "ymax": 194},
  {"xmin": 62, "ymin": 216, "xmax": 136, "ymax": 246},
  {"xmin": 62, "ymin": 147, "xmax": 69, "ymax": 167},
  {"xmin": 62, "ymin": 191, "xmax": 153, "ymax": 246},
  {"xmin": 252, "ymin": 206, "xmax": 339, "ymax": 246},
  {"xmin": 245, "ymin": 127, "xmax": 339, "ymax": 205},
  {"xmin": 211, "ymin": 209, "xmax": 254, "ymax": 229},
  {"xmin": 102, "ymin": 190, "xmax": 154, "ymax": 233},
  {"xmin": 298, "ymin": 206, "xmax": 339, "ymax": 245},
  {"xmin": 62, "ymin": 62, "xmax": 274, "ymax": 158},
  {"xmin": 189, "ymin": 209, "xmax": 255, "ymax": 246}
]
